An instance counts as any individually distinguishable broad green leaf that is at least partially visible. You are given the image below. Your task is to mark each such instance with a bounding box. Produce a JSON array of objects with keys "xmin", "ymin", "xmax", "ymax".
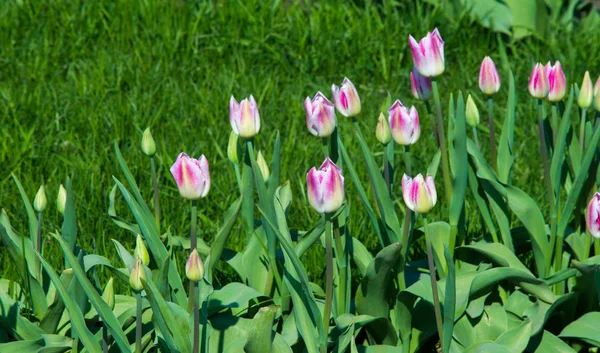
[
  {"xmin": 449, "ymin": 93, "xmax": 468, "ymax": 247},
  {"xmin": 350, "ymin": 237, "xmax": 373, "ymax": 277},
  {"xmin": 296, "ymin": 220, "xmax": 326, "ymax": 258},
  {"xmin": 559, "ymin": 311, "xmax": 600, "ymax": 347},
  {"xmin": 208, "ymin": 283, "xmax": 265, "ymax": 316},
  {"xmin": 464, "ymin": 342, "xmax": 512, "ymax": 353},
  {"xmin": 442, "ymin": 246, "xmax": 456, "ymax": 353},
  {"xmin": 550, "ymin": 88, "xmax": 574, "ymax": 194},
  {"xmin": 495, "ymin": 319, "xmax": 531, "ymax": 352},
  {"xmin": 0, "ymin": 334, "xmax": 72, "ymax": 353},
  {"xmin": 245, "ymin": 305, "xmax": 279, "ymax": 353},
  {"xmin": 0, "ymin": 291, "xmax": 45, "ymax": 340},
  {"xmin": 11, "ymin": 174, "xmax": 39, "ymax": 257},
  {"xmin": 205, "ymin": 197, "xmax": 242, "ymax": 282},
  {"xmin": 530, "ymin": 330, "xmax": 576, "ymax": 353},
  {"xmin": 504, "ymin": 0, "xmax": 543, "ymax": 39}
]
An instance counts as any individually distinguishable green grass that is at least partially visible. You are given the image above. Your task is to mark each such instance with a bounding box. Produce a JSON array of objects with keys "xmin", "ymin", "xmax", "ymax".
[{"xmin": 1, "ymin": 0, "xmax": 600, "ymax": 284}]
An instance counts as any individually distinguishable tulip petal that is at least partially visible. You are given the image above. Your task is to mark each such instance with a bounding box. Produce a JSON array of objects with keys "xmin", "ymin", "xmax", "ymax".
[{"xmin": 402, "ymin": 174, "xmax": 415, "ymax": 211}]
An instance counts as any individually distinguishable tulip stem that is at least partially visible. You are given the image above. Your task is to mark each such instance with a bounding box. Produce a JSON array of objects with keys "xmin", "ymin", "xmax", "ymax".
[
  {"xmin": 551, "ymin": 104, "xmax": 559, "ymax": 146},
  {"xmin": 193, "ymin": 281, "xmax": 200, "ymax": 353},
  {"xmin": 487, "ymin": 97, "xmax": 497, "ymax": 170},
  {"xmin": 383, "ymin": 146, "xmax": 391, "ymax": 195},
  {"xmin": 321, "ymin": 137, "xmax": 329, "ymax": 158},
  {"xmin": 333, "ymin": 222, "xmax": 348, "ymax": 316},
  {"xmin": 242, "ymin": 139, "xmax": 255, "ymax": 242},
  {"xmin": 579, "ymin": 108, "xmax": 587, "ymax": 152},
  {"xmin": 188, "ymin": 200, "xmax": 198, "ymax": 312},
  {"xmin": 136, "ymin": 292, "xmax": 142, "ymax": 353},
  {"xmin": 150, "ymin": 157, "xmax": 161, "ymax": 233},
  {"xmin": 401, "ymin": 145, "xmax": 413, "ymax": 258},
  {"xmin": 537, "ymin": 99, "xmax": 554, "ymax": 215},
  {"xmin": 432, "ymin": 80, "xmax": 452, "ymax": 204},
  {"xmin": 323, "ymin": 214, "xmax": 333, "ymax": 351},
  {"xmin": 36, "ymin": 212, "xmax": 42, "ymax": 278},
  {"xmin": 595, "ymin": 239, "xmax": 600, "ymax": 257},
  {"xmin": 423, "ymin": 214, "xmax": 444, "ymax": 351},
  {"xmin": 584, "ymin": 230, "xmax": 592, "ymax": 259},
  {"xmin": 472, "ymin": 126, "xmax": 480, "ymax": 150}
]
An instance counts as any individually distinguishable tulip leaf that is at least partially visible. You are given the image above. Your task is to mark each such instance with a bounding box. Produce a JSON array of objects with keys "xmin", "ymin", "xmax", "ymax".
[
  {"xmin": 559, "ymin": 311, "xmax": 600, "ymax": 347},
  {"xmin": 495, "ymin": 319, "xmax": 531, "ymax": 352},
  {"xmin": 244, "ymin": 305, "xmax": 279, "ymax": 353},
  {"xmin": 442, "ymin": 246, "xmax": 456, "ymax": 353},
  {"xmin": 450, "ymin": 93, "xmax": 468, "ymax": 227},
  {"xmin": 530, "ymin": 330, "xmax": 576, "ymax": 353},
  {"xmin": 10, "ymin": 174, "xmax": 39, "ymax": 255},
  {"xmin": 497, "ymin": 71, "xmax": 516, "ymax": 184},
  {"xmin": 205, "ymin": 197, "xmax": 242, "ymax": 282},
  {"xmin": 61, "ymin": 177, "xmax": 78, "ymax": 261},
  {"xmin": 550, "ymin": 87, "xmax": 574, "ymax": 194},
  {"xmin": 0, "ymin": 334, "xmax": 72, "ymax": 352}
]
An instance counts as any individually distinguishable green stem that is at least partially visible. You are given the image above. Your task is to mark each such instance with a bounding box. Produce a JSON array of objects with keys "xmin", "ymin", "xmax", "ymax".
[
  {"xmin": 242, "ymin": 139, "xmax": 255, "ymax": 241},
  {"xmin": 488, "ymin": 97, "xmax": 497, "ymax": 171},
  {"xmin": 150, "ymin": 157, "xmax": 161, "ymax": 233},
  {"xmin": 595, "ymin": 238, "xmax": 600, "ymax": 257},
  {"xmin": 188, "ymin": 200, "xmax": 198, "ymax": 312},
  {"xmin": 193, "ymin": 282, "xmax": 200, "ymax": 353},
  {"xmin": 537, "ymin": 99, "xmax": 554, "ymax": 215},
  {"xmin": 323, "ymin": 215, "xmax": 333, "ymax": 348},
  {"xmin": 322, "ymin": 137, "xmax": 329, "ymax": 158},
  {"xmin": 333, "ymin": 224, "xmax": 347, "ymax": 316},
  {"xmin": 36, "ymin": 212, "xmax": 42, "ymax": 278},
  {"xmin": 547, "ymin": 197, "xmax": 559, "ymax": 277},
  {"xmin": 423, "ymin": 214, "xmax": 444, "ymax": 351},
  {"xmin": 136, "ymin": 292, "xmax": 142, "ymax": 353},
  {"xmin": 472, "ymin": 126, "xmax": 480, "ymax": 150},
  {"xmin": 579, "ymin": 108, "xmax": 587, "ymax": 152},
  {"xmin": 551, "ymin": 104, "xmax": 559, "ymax": 146},
  {"xmin": 383, "ymin": 145, "xmax": 391, "ymax": 195},
  {"xmin": 583, "ymin": 232, "xmax": 592, "ymax": 260},
  {"xmin": 401, "ymin": 145, "xmax": 413, "ymax": 260},
  {"xmin": 432, "ymin": 80, "xmax": 452, "ymax": 204}
]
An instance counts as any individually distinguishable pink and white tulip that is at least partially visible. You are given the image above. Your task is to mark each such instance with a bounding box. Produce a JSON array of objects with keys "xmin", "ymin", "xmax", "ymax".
[
  {"xmin": 306, "ymin": 158, "xmax": 344, "ymax": 214},
  {"xmin": 332, "ymin": 77, "xmax": 361, "ymax": 117},
  {"xmin": 410, "ymin": 67, "xmax": 433, "ymax": 100},
  {"xmin": 408, "ymin": 28, "xmax": 445, "ymax": 78},
  {"xmin": 230, "ymin": 95, "xmax": 260, "ymax": 138},
  {"xmin": 545, "ymin": 61, "xmax": 566, "ymax": 102},
  {"xmin": 388, "ymin": 100, "xmax": 420, "ymax": 146},
  {"xmin": 170, "ymin": 153, "xmax": 211, "ymax": 200},
  {"xmin": 304, "ymin": 92, "xmax": 336, "ymax": 137},
  {"xmin": 528, "ymin": 63, "xmax": 549, "ymax": 99},
  {"xmin": 402, "ymin": 174, "xmax": 437, "ymax": 213},
  {"xmin": 586, "ymin": 192, "xmax": 600, "ymax": 239},
  {"xmin": 479, "ymin": 56, "xmax": 501, "ymax": 95}
]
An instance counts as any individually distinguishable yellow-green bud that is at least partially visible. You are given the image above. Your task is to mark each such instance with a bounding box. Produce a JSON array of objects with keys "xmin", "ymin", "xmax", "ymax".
[
  {"xmin": 57, "ymin": 184, "xmax": 67, "ymax": 214},
  {"xmin": 466, "ymin": 95, "xmax": 480, "ymax": 127},
  {"xmin": 227, "ymin": 130, "xmax": 239, "ymax": 164},
  {"xmin": 102, "ymin": 277, "xmax": 115, "ymax": 310},
  {"xmin": 134, "ymin": 234, "xmax": 150, "ymax": 266},
  {"xmin": 141, "ymin": 128, "xmax": 156, "ymax": 156},
  {"xmin": 129, "ymin": 258, "xmax": 146, "ymax": 293},
  {"xmin": 185, "ymin": 249, "xmax": 204, "ymax": 282},
  {"xmin": 34, "ymin": 185, "xmax": 47, "ymax": 213},
  {"xmin": 256, "ymin": 150, "xmax": 270, "ymax": 181},
  {"xmin": 375, "ymin": 112, "xmax": 391, "ymax": 145},
  {"xmin": 578, "ymin": 71, "xmax": 593, "ymax": 109}
]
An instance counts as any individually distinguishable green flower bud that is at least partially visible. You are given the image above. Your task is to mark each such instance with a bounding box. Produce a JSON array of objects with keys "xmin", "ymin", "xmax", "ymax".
[
  {"xmin": 375, "ymin": 112, "xmax": 391, "ymax": 145},
  {"xmin": 102, "ymin": 277, "xmax": 115, "ymax": 310},
  {"xmin": 134, "ymin": 234, "xmax": 150, "ymax": 266},
  {"xmin": 141, "ymin": 128, "xmax": 156, "ymax": 156},
  {"xmin": 256, "ymin": 150, "xmax": 270, "ymax": 181},
  {"xmin": 34, "ymin": 185, "xmax": 47, "ymax": 213},
  {"xmin": 57, "ymin": 184, "xmax": 67, "ymax": 214},
  {"xmin": 185, "ymin": 249, "xmax": 204, "ymax": 282},
  {"xmin": 466, "ymin": 95, "xmax": 480, "ymax": 127},
  {"xmin": 227, "ymin": 130, "xmax": 239, "ymax": 164},
  {"xmin": 129, "ymin": 258, "xmax": 146, "ymax": 293},
  {"xmin": 579, "ymin": 71, "xmax": 593, "ymax": 109}
]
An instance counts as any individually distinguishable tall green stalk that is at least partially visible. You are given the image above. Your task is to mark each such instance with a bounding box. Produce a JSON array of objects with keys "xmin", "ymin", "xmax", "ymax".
[
  {"xmin": 551, "ymin": 104, "xmax": 559, "ymax": 145},
  {"xmin": 322, "ymin": 215, "xmax": 333, "ymax": 352},
  {"xmin": 432, "ymin": 80, "xmax": 452, "ymax": 203},
  {"xmin": 150, "ymin": 157, "xmax": 161, "ymax": 233},
  {"xmin": 472, "ymin": 126, "xmax": 480, "ymax": 150},
  {"xmin": 537, "ymin": 99, "xmax": 554, "ymax": 214},
  {"xmin": 383, "ymin": 146, "xmax": 391, "ymax": 195},
  {"xmin": 423, "ymin": 214, "xmax": 444, "ymax": 351},
  {"xmin": 401, "ymin": 145, "xmax": 413, "ymax": 259},
  {"xmin": 36, "ymin": 212, "xmax": 42, "ymax": 276},
  {"xmin": 188, "ymin": 200, "xmax": 198, "ymax": 312},
  {"xmin": 136, "ymin": 292, "xmax": 142, "ymax": 353},
  {"xmin": 487, "ymin": 97, "xmax": 497, "ymax": 170},
  {"xmin": 242, "ymin": 139, "xmax": 255, "ymax": 241},
  {"xmin": 193, "ymin": 282, "xmax": 200, "ymax": 353},
  {"xmin": 579, "ymin": 108, "xmax": 588, "ymax": 151},
  {"xmin": 333, "ymin": 224, "xmax": 347, "ymax": 316}
]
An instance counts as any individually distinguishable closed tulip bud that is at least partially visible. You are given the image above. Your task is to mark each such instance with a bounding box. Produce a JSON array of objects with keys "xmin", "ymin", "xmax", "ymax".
[
  {"xmin": 376, "ymin": 113, "xmax": 392, "ymax": 145},
  {"xmin": 256, "ymin": 150, "xmax": 270, "ymax": 181},
  {"xmin": 579, "ymin": 71, "xmax": 593, "ymax": 109},
  {"xmin": 545, "ymin": 61, "xmax": 566, "ymax": 102},
  {"xmin": 586, "ymin": 192, "xmax": 600, "ymax": 239},
  {"xmin": 402, "ymin": 174, "xmax": 437, "ymax": 213},
  {"xmin": 227, "ymin": 131, "xmax": 240, "ymax": 164},
  {"xmin": 170, "ymin": 153, "xmax": 211, "ymax": 200},
  {"xmin": 185, "ymin": 249, "xmax": 204, "ymax": 282},
  {"xmin": 56, "ymin": 184, "xmax": 67, "ymax": 214},
  {"xmin": 410, "ymin": 67, "xmax": 433, "ymax": 100},
  {"xmin": 34, "ymin": 185, "xmax": 47, "ymax": 213},
  {"xmin": 134, "ymin": 234, "xmax": 150, "ymax": 267},
  {"xmin": 102, "ymin": 278, "xmax": 115, "ymax": 310},
  {"xmin": 230, "ymin": 95, "xmax": 260, "ymax": 138},
  {"xmin": 594, "ymin": 77, "xmax": 600, "ymax": 112},
  {"xmin": 129, "ymin": 258, "xmax": 146, "ymax": 293},
  {"xmin": 332, "ymin": 77, "xmax": 361, "ymax": 117},
  {"xmin": 408, "ymin": 28, "xmax": 445, "ymax": 78},
  {"xmin": 466, "ymin": 95, "xmax": 480, "ymax": 127},
  {"xmin": 306, "ymin": 158, "xmax": 344, "ymax": 214},
  {"xmin": 304, "ymin": 92, "xmax": 336, "ymax": 137},
  {"xmin": 141, "ymin": 128, "xmax": 156, "ymax": 156},
  {"xmin": 528, "ymin": 63, "xmax": 549, "ymax": 99},
  {"xmin": 479, "ymin": 56, "xmax": 501, "ymax": 95},
  {"xmin": 388, "ymin": 100, "xmax": 420, "ymax": 146}
]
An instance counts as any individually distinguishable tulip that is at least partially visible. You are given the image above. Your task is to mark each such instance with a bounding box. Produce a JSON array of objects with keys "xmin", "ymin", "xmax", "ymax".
[
  {"xmin": 332, "ymin": 77, "xmax": 361, "ymax": 117},
  {"xmin": 306, "ymin": 157, "xmax": 344, "ymax": 214},
  {"xmin": 57, "ymin": 184, "xmax": 67, "ymax": 214},
  {"xmin": 129, "ymin": 258, "xmax": 146, "ymax": 293},
  {"xmin": 376, "ymin": 113, "xmax": 392, "ymax": 145},
  {"xmin": 528, "ymin": 63, "xmax": 549, "ymax": 99},
  {"xmin": 586, "ymin": 192, "xmax": 600, "ymax": 239},
  {"xmin": 410, "ymin": 67, "xmax": 433, "ymax": 100},
  {"xmin": 479, "ymin": 56, "xmax": 501, "ymax": 95},
  {"xmin": 402, "ymin": 174, "xmax": 437, "ymax": 213},
  {"xmin": 545, "ymin": 61, "xmax": 566, "ymax": 102},
  {"xmin": 230, "ymin": 95, "xmax": 260, "ymax": 138},
  {"xmin": 134, "ymin": 234, "xmax": 150, "ymax": 266},
  {"xmin": 304, "ymin": 92, "xmax": 336, "ymax": 137},
  {"xmin": 466, "ymin": 95, "xmax": 480, "ymax": 127},
  {"xmin": 34, "ymin": 185, "xmax": 47, "ymax": 213},
  {"xmin": 256, "ymin": 150, "xmax": 270, "ymax": 181},
  {"xmin": 578, "ymin": 71, "xmax": 593, "ymax": 109},
  {"xmin": 141, "ymin": 128, "xmax": 156, "ymax": 156},
  {"xmin": 594, "ymin": 76, "xmax": 600, "ymax": 112},
  {"xmin": 408, "ymin": 28, "xmax": 445, "ymax": 77},
  {"xmin": 170, "ymin": 153, "xmax": 211, "ymax": 200},
  {"xmin": 388, "ymin": 100, "xmax": 420, "ymax": 146},
  {"xmin": 186, "ymin": 249, "xmax": 205, "ymax": 282}
]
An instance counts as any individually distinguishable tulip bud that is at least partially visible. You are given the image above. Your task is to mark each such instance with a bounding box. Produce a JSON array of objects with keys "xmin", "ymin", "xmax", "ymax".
[
  {"xmin": 479, "ymin": 56, "xmax": 501, "ymax": 95},
  {"xmin": 227, "ymin": 130, "xmax": 239, "ymax": 164},
  {"xmin": 376, "ymin": 113, "xmax": 392, "ymax": 145},
  {"xmin": 388, "ymin": 100, "xmax": 420, "ymax": 146},
  {"xmin": 134, "ymin": 234, "xmax": 150, "ymax": 266},
  {"xmin": 141, "ymin": 128, "xmax": 156, "ymax": 156},
  {"xmin": 332, "ymin": 78, "xmax": 361, "ymax": 117},
  {"xmin": 102, "ymin": 277, "xmax": 115, "ymax": 310},
  {"xmin": 466, "ymin": 95, "xmax": 480, "ymax": 127},
  {"xmin": 528, "ymin": 63, "xmax": 549, "ymax": 99},
  {"xmin": 129, "ymin": 258, "xmax": 146, "ymax": 293},
  {"xmin": 185, "ymin": 249, "xmax": 204, "ymax": 282},
  {"xmin": 256, "ymin": 150, "xmax": 270, "ymax": 181},
  {"xmin": 230, "ymin": 95, "xmax": 260, "ymax": 138},
  {"xmin": 306, "ymin": 158, "xmax": 344, "ymax": 214},
  {"xmin": 402, "ymin": 174, "xmax": 437, "ymax": 213},
  {"xmin": 408, "ymin": 28, "xmax": 445, "ymax": 77},
  {"xmin": 586, "ymin": 192, "xmax": 600, "ymax": 239},
  {"xmin": 57, "ymin": 184, "xmax": 67, "ymax": 214},
  {"xmin": 34, "ymin": 185, "xmax": 47, "ymax": 213},
  {"xmin": 593, "ymin": 76, "xmax": 600, "ymax": 112},
  {"xmin": 304, "ymin": 92, "xmax": 336, "ymax": 137},
  {"xmin": 579, "ymin": 71, "xmax": 593, "ymax": 109},
  {"xmin": 170, "ymin": 153, "xmax": 211, "ymax": 200},
  {"xmin": 545, "ymin": 61, "xmax": 566, "ymax": 102},
  {"xmin": 410, "ymin": 67, "xmax": 433, "ymax": 100}
]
